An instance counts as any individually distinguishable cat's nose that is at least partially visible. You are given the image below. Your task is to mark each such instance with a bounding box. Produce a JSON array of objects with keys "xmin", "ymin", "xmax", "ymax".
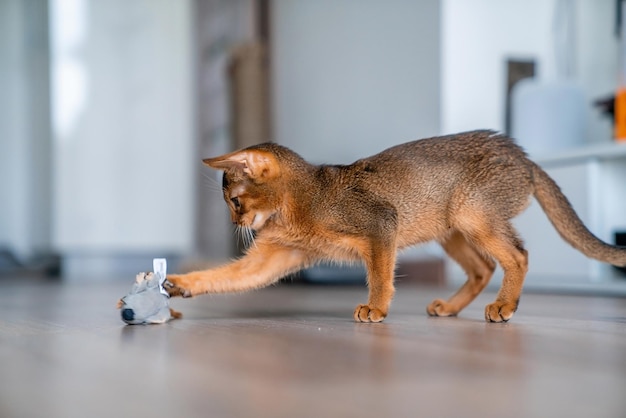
[{"xmin": 121, "ymin": 308, "xmax": 134, "ymax": 321}]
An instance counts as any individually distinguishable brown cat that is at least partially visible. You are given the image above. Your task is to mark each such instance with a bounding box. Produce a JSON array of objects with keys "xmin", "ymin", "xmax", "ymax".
[{"xmin": 165, "ymin": 130, "xmax": 626, "ymax": 323}]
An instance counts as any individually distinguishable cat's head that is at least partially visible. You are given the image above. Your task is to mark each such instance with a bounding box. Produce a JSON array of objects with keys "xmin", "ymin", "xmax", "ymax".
[{"xmin": 203, "ymin": 144, "xmax": 287, "ymax": 231}]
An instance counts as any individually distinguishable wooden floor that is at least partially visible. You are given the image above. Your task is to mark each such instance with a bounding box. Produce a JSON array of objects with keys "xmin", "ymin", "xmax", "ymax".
[{"xmin": 1, "ymin": 277, "xmax": 626, "ymax": 418}]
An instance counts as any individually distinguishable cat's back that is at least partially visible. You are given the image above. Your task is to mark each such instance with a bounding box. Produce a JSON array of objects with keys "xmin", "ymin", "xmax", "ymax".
[
  {"xmin": 351, "ymin": 130, "xmax": 532, "ymax": 212},
  {"xmin": 297, "ymin": 130, "xmax": 533, "ymax": 246},
  {"xmin": 371, "ymin": 130, "xmax": 525, "ymax": 166},
  {"xmin": 357, "ymin": 130, "xmax": 529, "ymax": 187}
]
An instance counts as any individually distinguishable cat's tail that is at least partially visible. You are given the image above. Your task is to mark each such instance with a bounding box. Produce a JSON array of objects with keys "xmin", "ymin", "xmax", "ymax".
[{"xmin": 531, "ymin": 163, "xmax": 626, "ymax": 266}]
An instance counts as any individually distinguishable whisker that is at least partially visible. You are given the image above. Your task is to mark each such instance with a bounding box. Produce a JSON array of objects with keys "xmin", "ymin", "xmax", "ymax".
[
  {"xmin": 235, "ymin": 226, "xmax": 243, "ymax": 252},
  {"xmin": 245, "ymin": 228, "xmax": 250, "ymax": 248},
  {"xmin": 236, "ymin": 225, "xmax": 245, "ymax": 248},
  {"xmin": 201, "ymin": 170, "xmax": 221, "ymax": 186},
  {"xmin": 234, "ymin": 225, "xmax": 250, "ymax": 250},
  {"xmin": 233, "ymin": 224, "xmax": 255, "ymax": 250},
  {"xmin": 200, "ymin": 172, "xmax": 223, "ymax": 192},
  {"xmin": 246, "ymin": 226, "xmax": 257, "ymax": 249},
  {"xmin": 244, "ymin": 227, "xmax": 252, "ymax": 249},
  {"xmin": 201, "ymin": 181, "xmax": 222, "ymax": 193}
]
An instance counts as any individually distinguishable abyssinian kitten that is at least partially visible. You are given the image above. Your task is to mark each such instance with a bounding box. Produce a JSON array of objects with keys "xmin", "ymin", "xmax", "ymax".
[{"xmin": 165, "ymin": 130, "xmax": 626, "ymax": 323}]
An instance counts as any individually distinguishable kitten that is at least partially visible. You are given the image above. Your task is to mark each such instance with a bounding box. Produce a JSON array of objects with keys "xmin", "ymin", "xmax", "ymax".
[{"xmin": 166, "ymin": 130, "xmax": 626, "ymax": 323}]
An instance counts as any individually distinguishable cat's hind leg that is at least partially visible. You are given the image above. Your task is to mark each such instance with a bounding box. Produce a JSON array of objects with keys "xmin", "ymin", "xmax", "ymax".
[
  {"xmin": 427, "ymin": 230, "xmax": 496, "ymax": 317},
  {"xmin": 469, "ymin": 222, "xmax": 528, "ymax": 322}
]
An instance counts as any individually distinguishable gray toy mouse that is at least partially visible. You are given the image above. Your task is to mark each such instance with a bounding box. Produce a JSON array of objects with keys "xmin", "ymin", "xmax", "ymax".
[{"xmin": 117, "ymin": 258, "xmax": 182, "ymax": 325}]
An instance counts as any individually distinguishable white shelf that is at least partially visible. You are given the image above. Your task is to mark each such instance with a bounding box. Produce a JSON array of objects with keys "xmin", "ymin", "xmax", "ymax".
[{"xmin": 531, "ymin": 141, "xmax": 626, "ymax": 166}]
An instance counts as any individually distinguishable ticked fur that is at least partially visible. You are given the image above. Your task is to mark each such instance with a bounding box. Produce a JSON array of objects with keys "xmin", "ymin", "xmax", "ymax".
[{"xmin": 166, "ymin": 130, "xmax": 626, "ymax": 323}]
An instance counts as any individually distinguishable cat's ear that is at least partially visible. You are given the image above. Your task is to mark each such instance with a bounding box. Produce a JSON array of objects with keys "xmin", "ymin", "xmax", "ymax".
[{"xmin": 203, "ymin": 150, "xmax": 280, "ymax": 180}]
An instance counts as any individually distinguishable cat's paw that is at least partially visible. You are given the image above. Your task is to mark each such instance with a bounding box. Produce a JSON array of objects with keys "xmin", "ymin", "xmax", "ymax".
[
  {"xmin": 353, "ymin": 304, "xmax": 386, "ymax": 323},
  {"xmin": 164, "ymin": 275, "xmax": 193, "ymax": 298},
  {"xmin": 426, "ymin": 299, "xmax": 458, "ymax": 317},
  {"xmin": 484, "ymin": 301, "xmax": 517, "ymax": 322}
]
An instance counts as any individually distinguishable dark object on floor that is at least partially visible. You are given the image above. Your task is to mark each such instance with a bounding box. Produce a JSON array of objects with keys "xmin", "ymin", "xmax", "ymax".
[
  {"xmin": 299, "ymin": 258, "xmax": 446, "ymax": 286},
  {"xmin": 395, "ymin": 258, "xmax": 446, "ymax": 287},
  {"xmin": 0, "ymin": 247, "xmax": 61, "ymax": 278},
  {"xmin": 300, "ymin": 263, "xmax": 367, "ymax": 285}
]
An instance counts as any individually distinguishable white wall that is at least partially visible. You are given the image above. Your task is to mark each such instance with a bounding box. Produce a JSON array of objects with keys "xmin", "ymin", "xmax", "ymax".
[
  {"xmin": 442, "ymin": 0, "xmax": 618, "ymax": 143},
  {"xmin": 0, "ymin": 0, "xmax": 51, "ymax": 258},
  {"xmin": 575, "ymin": 0, "xmax": 619, "ymax": 143},
  {"xmin": 50, "ymin": 0, "xmax": 194, "ymax": 264},
  {"xmin": 272, "ymin": 0, "xmax": 618, "ymax": 158},
  {"xmin": 0, "ymin": 0, "xmax": 29, "ymax": 257},
  {"xmin": 271, "ymin": 0, "xmax": 441, "ymax": 163}
]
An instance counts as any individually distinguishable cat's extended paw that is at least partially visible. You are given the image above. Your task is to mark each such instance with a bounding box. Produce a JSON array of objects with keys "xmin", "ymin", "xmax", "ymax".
[
  {"xmin": 353, "ymin": 304, "xmax": 386, "ymax": 323},
  {"xmin": 485, "ymin": 301, "xmax": 517, "ymax": 322},
  {"xmin": 164, "ymin": 275, "xmax": 193, "ymax": 298},
  {"xmin": 426, "ymin": 299, "xmax": 458, "ymax": 317}
]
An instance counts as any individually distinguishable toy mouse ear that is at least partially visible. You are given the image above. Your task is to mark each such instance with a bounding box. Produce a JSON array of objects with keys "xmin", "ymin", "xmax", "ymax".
[{"xmin": 203, "ymin": 150, "xmax": 280, "ymax": 180}]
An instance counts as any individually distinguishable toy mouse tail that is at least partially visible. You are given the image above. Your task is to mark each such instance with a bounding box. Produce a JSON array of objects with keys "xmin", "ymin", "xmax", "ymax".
[{"xmin": 169, "ymin": 308, "xmax": 183, "ymax": 319}]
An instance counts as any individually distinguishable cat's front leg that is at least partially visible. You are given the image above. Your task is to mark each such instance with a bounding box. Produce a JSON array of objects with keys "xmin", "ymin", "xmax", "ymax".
[
  {"xmin": 354, "ymin": 304, "xmax": 388, "ymax": 323},
  {"xmin": 353, "ymin": 244, "xmax": 397, "ymax": 323},
  {"xmin": 165, "ymin": 242, "xmax": 309, "ymax": 297}
]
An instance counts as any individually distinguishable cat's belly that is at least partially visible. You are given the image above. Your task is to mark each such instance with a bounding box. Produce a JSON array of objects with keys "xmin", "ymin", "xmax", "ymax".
[{"xmin": 396, "ymin": 213, "xmax": 450, "ymax": 248}]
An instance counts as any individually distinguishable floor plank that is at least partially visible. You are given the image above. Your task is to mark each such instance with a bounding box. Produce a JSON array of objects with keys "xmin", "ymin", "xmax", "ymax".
[{"xmin": 1, "ymin": 279, "xmax": 625, "ymax": 418}]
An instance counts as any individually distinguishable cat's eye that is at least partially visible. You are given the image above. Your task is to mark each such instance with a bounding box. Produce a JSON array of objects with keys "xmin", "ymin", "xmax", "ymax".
[{"xmin": 230, "ymin": 197, "xmax": 241, "ymax": 209}]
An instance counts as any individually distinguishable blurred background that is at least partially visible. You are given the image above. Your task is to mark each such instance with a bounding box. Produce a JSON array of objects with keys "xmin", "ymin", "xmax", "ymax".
[{"xmin": 1, "ymin": 0, "xmax": 624, "ymax": 292}]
